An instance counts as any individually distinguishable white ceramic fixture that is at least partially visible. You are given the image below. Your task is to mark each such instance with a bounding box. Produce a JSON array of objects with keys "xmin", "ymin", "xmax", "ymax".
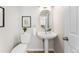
[
  {"xmin": 11, "ymin": 28, "xmax": 32, "ymax": 53},
  {"xmin": 37, "ymin": 31, "xmax": 57, "ymax": 53},
  {"xmin": 37, "ymin": 31, "xmax": 57, "ymax": 39}
]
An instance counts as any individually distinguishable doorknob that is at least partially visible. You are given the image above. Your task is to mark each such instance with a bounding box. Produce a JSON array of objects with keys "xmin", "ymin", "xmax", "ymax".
[{"xmin": 63, "ymin": 37, "xmax": 69, "ymax": 41}]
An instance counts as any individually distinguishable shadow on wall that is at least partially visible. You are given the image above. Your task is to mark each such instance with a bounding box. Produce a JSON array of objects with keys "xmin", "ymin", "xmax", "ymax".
[
  {"xmin": 54, "ymin": 36, "xmax": 64, "ymax": 53},
  {"xmin": 53, "ymin": 6, "xmax": 65, "ymax": 53}
]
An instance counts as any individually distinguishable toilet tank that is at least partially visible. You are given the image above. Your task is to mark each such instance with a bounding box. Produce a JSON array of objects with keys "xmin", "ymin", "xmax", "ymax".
[{"xmin": 21, "ymin": 28, "xmax": 32, "ymax": 44}]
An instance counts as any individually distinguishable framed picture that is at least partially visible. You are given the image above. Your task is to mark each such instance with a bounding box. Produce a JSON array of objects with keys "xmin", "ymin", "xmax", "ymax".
[
  {"xmin": 22, "ymin": 16, "xmax": 31, "ymax": 28},
  {"xmin": 0, "ymin": 7, "xmax": 5, "ymax": 27}
]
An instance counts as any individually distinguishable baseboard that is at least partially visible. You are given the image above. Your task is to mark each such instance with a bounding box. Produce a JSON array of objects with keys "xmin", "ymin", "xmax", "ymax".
[{"xmin": 26, "ymin": 49, "xmax": 55, "ymax": 53}]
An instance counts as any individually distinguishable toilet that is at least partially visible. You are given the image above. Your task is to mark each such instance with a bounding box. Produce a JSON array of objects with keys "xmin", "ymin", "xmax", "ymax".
[{"xmin": 11, "ymin": 28, "xmax": 32, "ymax": 53}]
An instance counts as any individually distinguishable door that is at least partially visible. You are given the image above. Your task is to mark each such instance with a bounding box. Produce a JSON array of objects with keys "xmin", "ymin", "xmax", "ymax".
[{"xmin": 64, "ymin": 6, "xmax": 79, "ymax": 53}]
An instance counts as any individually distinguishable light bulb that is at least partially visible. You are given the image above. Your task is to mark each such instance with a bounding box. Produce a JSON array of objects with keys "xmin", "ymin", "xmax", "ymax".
[{"xmin": 40, "ymin": 6, "xmax": 51, "ymax": 12}]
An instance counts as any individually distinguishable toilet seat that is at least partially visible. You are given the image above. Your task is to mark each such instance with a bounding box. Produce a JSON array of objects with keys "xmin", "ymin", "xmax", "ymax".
[{"xmin": 11, "ymin": 43, "xmax": 28, "ymax": 53}]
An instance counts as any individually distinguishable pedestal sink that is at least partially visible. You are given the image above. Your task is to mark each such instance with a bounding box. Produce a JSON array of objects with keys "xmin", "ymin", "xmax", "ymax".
[{"xmin": 37, "ymin": 31, "xmax": 57, "ymax": 53}]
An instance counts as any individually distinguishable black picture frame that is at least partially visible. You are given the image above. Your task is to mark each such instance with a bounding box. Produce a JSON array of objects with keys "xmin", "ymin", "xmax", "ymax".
[
  {"xmin": 0, "ymin": 7, "xmax": 5, "ymax": 27},
  {"xmin": 22, "ymin": 16, "xmax": 31, "ymax": 28}
]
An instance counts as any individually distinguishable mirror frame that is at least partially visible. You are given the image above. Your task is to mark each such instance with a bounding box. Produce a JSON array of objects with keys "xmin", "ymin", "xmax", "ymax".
[{"xmin": 0, "ymin": 7, "xmax": 5, "ymax": 27}]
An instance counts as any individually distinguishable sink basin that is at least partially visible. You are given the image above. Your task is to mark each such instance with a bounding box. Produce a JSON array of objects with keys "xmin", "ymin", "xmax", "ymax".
[{"xmin": 37, "ymin": 31, "xmax": 57, "ymax": 39}]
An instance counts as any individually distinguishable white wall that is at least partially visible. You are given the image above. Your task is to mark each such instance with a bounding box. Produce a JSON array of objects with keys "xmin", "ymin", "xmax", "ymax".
[
  {"xmin": 20, "ymin": 6, "xmax": 43, "ymax": 50},
  {"xmin": 0, "ymin": 6, "xmax": 21, "ymax": 52}
]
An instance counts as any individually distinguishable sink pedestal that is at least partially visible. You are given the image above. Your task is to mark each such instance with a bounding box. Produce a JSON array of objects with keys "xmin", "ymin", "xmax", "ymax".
[
  {"xmin": 44, "ymin": 38, "xmax": 48, "ymax": 53},
  {"xmin": 37, "ymin": 31, "xmax": 57, "ymax": 53}
]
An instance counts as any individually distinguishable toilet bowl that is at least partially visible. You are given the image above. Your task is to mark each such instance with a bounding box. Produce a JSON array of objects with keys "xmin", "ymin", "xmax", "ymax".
[
  {"xmin": 11, "ymin": 43, "xmax": 28, "ymax": 53},
  {"xmin": 11, "ymin": 28, "xmax": 32, "ymax": 53}
]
